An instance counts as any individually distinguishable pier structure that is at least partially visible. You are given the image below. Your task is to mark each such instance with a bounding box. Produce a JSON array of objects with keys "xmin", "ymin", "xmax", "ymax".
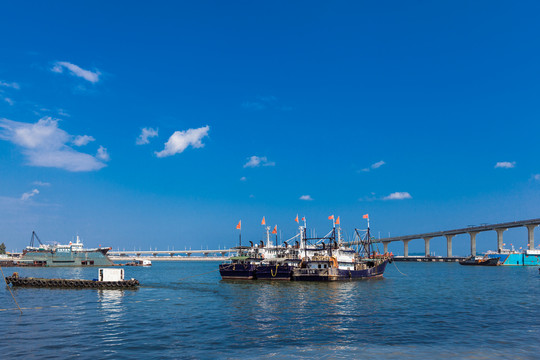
[
  {"xmin": 108, "ymin": 249, "xmax": 232, "ymax": 258},
  {"xmin": 346, "ymin": 218, "xmax": 540, "ymax": 258}
]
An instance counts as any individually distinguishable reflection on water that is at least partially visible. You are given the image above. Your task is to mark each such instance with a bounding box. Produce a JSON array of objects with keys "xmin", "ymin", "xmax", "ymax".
[{"xmin": 98, "ymin": 289, "xmax": 125, "ymax": 321}]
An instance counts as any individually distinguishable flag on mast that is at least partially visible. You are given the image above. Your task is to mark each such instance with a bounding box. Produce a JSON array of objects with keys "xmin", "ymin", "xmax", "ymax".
[
  {"xmin": 328, "ymin": 215, "xmax": 334, "ymax": 220},
  {"xmin": 336, "ymin": 216, "xmax": 340, "ymax": 225},
  {"xmin": 261, "ymin": 216, "xmax": 265, "ymax": 225},
  {"xmin": 363, "ymin": 214, "xmax": 369, "ymax": 219},
  {"xmin": 295, "ymin": 214, "xmax": 299, "ymax": 223},
  {"xmin": 272, "ymin": 225, "xmax": 277, "ymax": 234},
  {"xmin": 301, "ymin": 216, "xmax": 305, "ymax": 221},
  {"xmin": 236, "ymin": 220, "xmax": 241, "ymax": 230}
]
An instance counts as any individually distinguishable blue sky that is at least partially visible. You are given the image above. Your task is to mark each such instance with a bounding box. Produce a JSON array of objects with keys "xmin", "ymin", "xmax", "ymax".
[{"xmin": 1, "ymin": 1, "xmax": 539, "ymax": 255}]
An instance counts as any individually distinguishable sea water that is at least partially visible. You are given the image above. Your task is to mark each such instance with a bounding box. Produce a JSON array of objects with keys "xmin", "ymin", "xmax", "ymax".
[{"xmin": 1, "ymin": 262, "xmax": 538, "ymax": 359}]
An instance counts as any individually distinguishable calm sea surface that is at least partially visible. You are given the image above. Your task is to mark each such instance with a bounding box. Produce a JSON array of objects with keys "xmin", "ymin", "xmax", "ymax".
[{"xmin": 1, "ymin": 261, "xmax": 538, "ymax": 359}]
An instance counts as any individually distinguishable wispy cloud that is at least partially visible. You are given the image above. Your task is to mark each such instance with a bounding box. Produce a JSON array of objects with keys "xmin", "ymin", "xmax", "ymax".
[
  {"xmin": 96, "ymin": 145, "xmax": 110, "ymax": 161},
  {"xmin": 533, "ymin": 174, "xmax": 540, "ymax": 181},
  {"xmin": 0, "ymin": 81, "xmax": 20, "ymax": 90},
  {"xmin": 383, "ymin": 192, "xmax": 412, "ymax": 200},
  {"xmin": 0, "ymin": 117, "xmax": 106, "ymax": 172},
  {"xmin": 361, "ymin": 160, "xmax": 386, "ymax": 172},
  {"xmin": 240, "ymin": 176, "xmax": 247, "ymax": 181},
  {"xmin": 73, "ymin": 135, "xmax": 95, "ymax": 146},
  {"xmin": 136, "ymin": 127, "xmax": 159, "ymax": 145},
  {"xmin": 155, "ymin": 125, "xmax": 210, "ymax": 158},
  {"xmin": 243, "ymin": 156, "xmax": 275, "ymax": 168},
  {"xmin": 51, "ymin": 61, "xmax": 100, "ymax": 83},
  {"xmin": 241, "ymin": 96, "xmax": 291, "ymax": 111},
  {"xmin": 495, "ymin": 161, "xmax": 515, "ymax": 169},
  {"xmin": 21, "ymin": 189, "xmax": 39, "ymax": 201},
  {"xmin": 3, "ymin": 97, "xmax": 14, "ymax": 106},
  {"xmin": 299, "ymin": 195, "xmax": 313, "ymax": 201},
  {"xmin": 33, "ymin": 181, "xmax": 51, "ymax": 187}
]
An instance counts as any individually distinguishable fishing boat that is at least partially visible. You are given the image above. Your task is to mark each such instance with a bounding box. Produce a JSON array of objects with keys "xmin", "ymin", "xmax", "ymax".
[
  {"xmin": 18, "ymin": 231, "xmax": 114, "ymax": 267},
  {"xmin": 292, "ymin": 216, "xmax": 392, "ymax": 281},
  {"xmin": 459, "ymin": 255, "xmax": 500, "ymax": 266},
  {"xmin": 252, "ymin": 226, "xmax": 301, "ymax": 280},
  {"xmin": 218, "ymin": 246, "xmax": 260, "ymax": 279}
]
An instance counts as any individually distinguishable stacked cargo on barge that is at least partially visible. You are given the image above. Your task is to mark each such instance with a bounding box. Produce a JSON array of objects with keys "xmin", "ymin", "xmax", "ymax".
[{"xmin": 19, "ymin": 231, "xmax": 113, "ymax": 267}]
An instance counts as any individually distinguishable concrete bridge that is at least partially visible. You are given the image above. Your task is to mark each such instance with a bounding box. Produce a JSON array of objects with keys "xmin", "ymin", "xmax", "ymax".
[
  {"xmin": 108, "ymin": 249, "xmax": 233, "ymax": 257},
  {"xmin": 345, "ymin": 218, "xmax": 540, "ymax": 257}
]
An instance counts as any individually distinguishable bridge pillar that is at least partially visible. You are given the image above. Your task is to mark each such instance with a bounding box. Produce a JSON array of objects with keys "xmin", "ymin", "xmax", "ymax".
[
  {"xmin": 383, "ymin": 241, "xmax": 390, "ymax": 254},
  {"xmin": 445, "ymin": 235, "xmax": 454, "ymax": 257},
  {"xmin": 403, "ymin": 240, "xmax": 410, "ymax": 257},
  {"xmin": 424, "ymin": 237, "xmax": 432, "ymax": 257},
  {"xmin": 468, "ymin": 232, "xmax": 479, "ymax": 256},
  {"xmin": 495, "ymin": 228, "xmax": 507, "ymax": 252},
  {"xmin": 526, "ymin": 225, "xmax": 538, "ymax": 250},
  {"xmin": 187, "ymin": 253, "xmax": 191, "ymax": 257},
  {"xmin": 170, "ymin": 253, "xmax": 175, "ymax": 257}
]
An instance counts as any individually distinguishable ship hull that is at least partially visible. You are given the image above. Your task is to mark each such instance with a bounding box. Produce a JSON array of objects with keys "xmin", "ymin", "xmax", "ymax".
[
  {"xmin": 292, "ymin": 260, "xmax": 389, "ymax": 281},
  {"xmin": 487, "ymin": 253, "xmax": 540, "ymax": 266},
  {"xmin": 20, "ymin": 250, "xmax": 113, "ymax": 267},
  {"xmin": 255, "ymin": 264, "xmax": 293, "ymax": 280},
  {"xmin": 219, "ymin": 263, "xmax": 257, "ymax": 280}
]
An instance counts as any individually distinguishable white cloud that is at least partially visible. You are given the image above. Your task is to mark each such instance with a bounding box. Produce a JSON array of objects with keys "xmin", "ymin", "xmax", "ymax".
[
  {"xmin": 136, "ymin": 127, "xmax": 159, "ymax": 145},
  {"xmin": 73, "ymin": 135, "xmax": 95, "ymax": 146},
  {"xmin": 0, "ymin": 117, "xmax": 106, "ymax": 172},
  {"xmin": 361, "ymin": 160, "xmax": 386, "ymax": 172},
  {"xmin": 33, "ymin": 181, "xmax": 51, "ymax": 186},
  {"xmin": 240, "ymin": 176, "xmax": 247, "ymax": 181},
  {"xmin": 495, "ymin": 161, "xmax": 515, "ymax": 169},
  {"xmin": 0, "ymin": 81, "xmax": 20, "ymax": 90},
  {"xmin": 96, "ymin": 146, "xmax": 110, "ymax": 161},
  {"xmin": 383, "ymin": 192, "xmax": 412, "ymax": 200},
  {"xmin": 52, "ymin": 61, "xmax": 100, "ymax": 83},
  {"xmin": 3, "ymin": 97, "xmax": 14, "ymax": 106},
  {"xmin": 155, "ymin": 125, "xmax": 210, "ymax": 158},
  {"xmin": 243, "ymin": 156, "xmax": 275, "ymax": 168},
  {"xmin": 299, "ymin": 195, "xmax": 313, "ymax": 201},
  {"xmin": 21, "ymin": 189, "xmax": 39, "ymax": 201}
]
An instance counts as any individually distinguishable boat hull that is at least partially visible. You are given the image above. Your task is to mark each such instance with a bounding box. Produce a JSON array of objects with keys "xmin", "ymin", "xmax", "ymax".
[
  {"xmin": 19, "ymin": 250, "xmax": 113, "ymax": 267},
  {"xmin": 487, "ymin": 253, "xmax": 540, "ymax": 266},
  {"xmin": 219, "ymin": 263, "xmax": 257, "ymax": 280},
  {"xmin": 292, "ymin": 260, "xmax": 388, "ymax": 281},
  {"xmin": 255, "ymin": 264, "xmax": 293, "ymax": 280},
  {"xmin": 459, "ymin": 257, "xmax": 500, "ymax": 266}
]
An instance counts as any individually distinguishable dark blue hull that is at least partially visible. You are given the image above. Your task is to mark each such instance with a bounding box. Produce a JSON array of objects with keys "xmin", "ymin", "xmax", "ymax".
[
  {"xmin": 255, "ymin": 264, "xmax": 293, "ymax": 280},
  {"xmin": 219, "ymin": 263, "xmax": 257, "ymax": 279},
  {"xmin": 292, "ymin": 260, "xmax": 388, "ymax": 281}
]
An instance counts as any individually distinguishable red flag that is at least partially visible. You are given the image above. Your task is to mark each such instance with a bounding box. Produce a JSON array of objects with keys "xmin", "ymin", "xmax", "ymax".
[
  {"xmin": 272, "ymin": 225, "xmax": 277, "ymax": 234},
  {"xmin": 328, "ymin": 215, "xmax": 334, "ymax": 220},
  {"xmin": 301, "ymin": 217, "xmax": 305, "ymax": 221},
  {"xmin": 336, "ymin": 216, "xmax": 340, "ymax": 225},
  {"xmin": 261, "ymin": 216, "xmax": 265, "ymax": 225},
  {"xmin": 236, "ymin": 220, "xmax": 241, "ymax": 230},
  {"xmin": 295, "ymin": 214, "xmax": 299, "ymax": 223},
  {"xmin": 363, "ymin": 214, "xmax": 369, "ymax": 219}
]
